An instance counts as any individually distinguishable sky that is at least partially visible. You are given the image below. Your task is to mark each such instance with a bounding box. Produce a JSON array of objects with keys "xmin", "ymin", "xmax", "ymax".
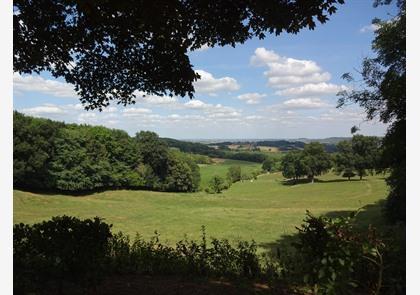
[{"xmin": 13, "ymin": 1, "xmax": 399, "ymax": 140}]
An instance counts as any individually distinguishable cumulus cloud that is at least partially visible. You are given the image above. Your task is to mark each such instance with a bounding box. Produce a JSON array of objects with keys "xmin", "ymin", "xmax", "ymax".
[
  {"xmin": 360, "ymin": 23, "xmax": 379, "ymax": 33},
  {"xmin": 21, "ymin": 105, "xmax": 66, "ymax": 115},
  {"xmin": 282, "ymin": 98, "xmax": 330, "ymax": 109},
  {"xmin": 237, "ymin": 93, "xmax": 266, "ymax": 104},
  {"xmin": 250, "ymin": 48, "xmax": 332, "ymax": 89},
  {"xmin": 250, "ymin": 48, "xmax": 349, "ymax": 112},
  {"xmin": 184, "ymin": 99, "xmax": 210, "ymax": 110},
  {"xmin": 250, "ymin": 47, "xmax": 280, "ymax": 66},
  {"xmin": 14, "ymin": 73, "xmax": 77, "ymax": 98},
  {"xmin": 122, "ymin": 107, "xmax": 153, "ymax": 117},
  {"xmin": 134, "ymin": 91, "xmax": 178, "ymax": 105},
  {"xmin": 277, "ymin": 83, "xmax": 348, "ymax": 97},
  {"xmin": 194, "ymin": 70, "xmax": 240, "ymax": 94}
]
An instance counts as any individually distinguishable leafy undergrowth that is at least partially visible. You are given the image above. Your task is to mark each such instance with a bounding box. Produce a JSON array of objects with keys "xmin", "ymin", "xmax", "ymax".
[
  {"xmin": 14, "ymin": 213, "xmax": 404, "ymax": 295},
  {"xmin": 39, "ymin": 274, "xmax": 293, "ymax": 295}
]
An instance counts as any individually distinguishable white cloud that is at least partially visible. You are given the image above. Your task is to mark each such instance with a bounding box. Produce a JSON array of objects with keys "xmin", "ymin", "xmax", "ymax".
[
  {"xmin": 237, "ymin": 93, "xmax": 267, "ymax": 104},
  {"xmin": 267, "ymin": 72, "xmax": 331, "ymax": 89},
  {"xmin": 122, "ymin": 107, "xmax": 153, "ymax": 117},
  {"xmin": 194, "ymin": 70, "xmax": 240, "ymax": 94},
  {"xmin": 195, "ymin": 44, "xmax": 210, "ymax": 52},
  {"xmin": 250, "ymin": 48, "xmax": 331, "ymax": 89},
  {"xmin": 21, "ymin": 105, "xmax": 66, "ymax": 115},
  {"xmin": 184, "ymin": 99, "xmax": 210, "ymax": 110},
  {"xmin": 282, "ymin": 98, "xmax": 330, "ymax": 109},
  {"xmin": 250, "ymin": 48, "xmax": 348, "ymax": 105},
  {"xmin": 13, "ymin": 73, "xmax": 77, "ymax": 98},
  {"xmin": 277, "ymin": 83, "xmax": 348, "ymax": 97},
  {"xmin": 250, "ymin": 47, "xmax": 280, "ymax": 66},
  {"xmin": 360, "ymin": 23, "xmax": 379, "ymax": 33},
  {"xmin": 134, "ymin": 91, "xmax": 178, "ymax": 105}
]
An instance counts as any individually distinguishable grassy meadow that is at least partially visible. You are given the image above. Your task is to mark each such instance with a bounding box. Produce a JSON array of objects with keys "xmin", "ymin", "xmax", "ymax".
[
  {"xmin": 198, "ymin": 159, "xmax": 261, "ymax": 188},
  {"xmin": 14, "ymin": 160, "xmax": 388, "ymax": 251}
]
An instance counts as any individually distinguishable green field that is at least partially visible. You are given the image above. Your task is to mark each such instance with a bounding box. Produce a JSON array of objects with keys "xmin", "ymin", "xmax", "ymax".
[
  {"xmin": 198, "ymin": 159, "xmax": 261, "ymax": 188},
  {"xmin": 14, "ymin": 160, "xmax": 388, "ymax": 251}
]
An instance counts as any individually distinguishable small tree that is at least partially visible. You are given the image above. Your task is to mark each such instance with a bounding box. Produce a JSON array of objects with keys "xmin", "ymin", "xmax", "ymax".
[
  {"xmin": 226, "ymin": 166, "xmax": 241, "ymax": 183},
  {"xmin": 262, "ymin": 158, "xmax": 276, "ymax": 172},
  {"xmin": 206, "ymin": 176, "xmax": 225, "ymax": 194}
]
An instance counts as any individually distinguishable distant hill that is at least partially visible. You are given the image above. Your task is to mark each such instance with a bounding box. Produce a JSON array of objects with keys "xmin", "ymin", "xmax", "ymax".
[{"xmin": 165, "ymin": 138, "xmax": 342, "ymax": 154}]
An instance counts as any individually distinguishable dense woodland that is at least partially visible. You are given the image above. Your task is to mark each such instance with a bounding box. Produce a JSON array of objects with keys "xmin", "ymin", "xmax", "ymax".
[{"xmin": 13, "ymin": 111, "xmax": 200, "ymax": 193}]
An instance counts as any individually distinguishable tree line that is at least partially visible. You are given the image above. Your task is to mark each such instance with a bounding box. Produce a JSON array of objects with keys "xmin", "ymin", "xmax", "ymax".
[
  {"xmin": 13, "ymin": 112, "xmax": 200, "ymax": 193},
  {"xmin": 261, "ymin": 136, "xmax": 383, "ymax": 183}
]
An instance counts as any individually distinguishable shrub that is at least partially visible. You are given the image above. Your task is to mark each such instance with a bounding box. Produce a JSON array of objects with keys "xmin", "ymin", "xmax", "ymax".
[
  {"xmin": 14, "ymin": 216, "xmax": 113, "ymax": 293},
  {"xmin": 206, "ymin": 175, "xmax": 225, "ymax": 194},
  {"xmin": 226, "ymin": 165, "xmax": 241, "ymax": 183},
  {"xmin": 288, "ymin": 211, "xmax": 385, "ymax": 295}
]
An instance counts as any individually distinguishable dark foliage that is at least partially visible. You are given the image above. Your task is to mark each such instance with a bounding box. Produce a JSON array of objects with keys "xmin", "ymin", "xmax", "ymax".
[
  {"xmin": 302, "ymin": 142, "xmax": 332, "ymax": 182},
  {"xmin": 282, "ymin": 211, "xmax": 404, "ymax": 294},
  {"xmin": 14, "ymin": 0, "xmax": 344, "ymax": 110},
  {"xmin": 13, "ymin": 112, "xmax": 200, "ymax": 192},
  {"xmin": 14, "ymin": 216, "xmax": 113, "ymax": 294},
  {"xmin": 14, "ymin": 218, "xmax": 263, "ymax": 294},
  {"xmin": 13, "ymin": 111, "xmax": 65, "ymax": 189},
  {"xmin": 337, "ymin": 0, "xmax": 405, "ymax": 222},
  {"xmin": 335, "ymin": 135, "xmax": 382, "ymax": 180}
]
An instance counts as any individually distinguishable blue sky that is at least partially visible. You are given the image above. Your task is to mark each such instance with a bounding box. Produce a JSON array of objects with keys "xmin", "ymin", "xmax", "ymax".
[{"xmin": 13, "ymin": 1, "xmax": 398, "ymax": 139}]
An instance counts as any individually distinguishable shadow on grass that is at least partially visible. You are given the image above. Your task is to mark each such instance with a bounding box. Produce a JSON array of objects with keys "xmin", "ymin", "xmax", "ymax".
[
  {"xmin": 259, "ymin": 199, "xmax": 387, "ymax": 257},
  {"xmin": 14, "ymin": 185, "xmax": 197, "ymax": 197},
  {"xmin": 280, "ymin": 178, "xmax": 366, "ymax": 186}
]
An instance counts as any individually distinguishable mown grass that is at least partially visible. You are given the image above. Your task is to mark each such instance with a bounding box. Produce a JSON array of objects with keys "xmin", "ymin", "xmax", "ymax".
[{"xmin": 14, "ymin": 165, "xmax": 388, "ymax": 251}]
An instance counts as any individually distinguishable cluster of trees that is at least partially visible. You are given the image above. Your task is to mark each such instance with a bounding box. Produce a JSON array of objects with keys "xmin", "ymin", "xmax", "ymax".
[
  {"xmin": 262, "ymin": 137, "xmax": 382, "ymax": 183},
  {"xmin": 334, "ymin": 135, "xmax": 382, "ymax": 180},
  {"xmin": 14, "ymin": 112, "xmax": 200, "ymax": 192},
  {"xmin": 280, "ymin": 142, "xmax": 333, "ymax": 183}
]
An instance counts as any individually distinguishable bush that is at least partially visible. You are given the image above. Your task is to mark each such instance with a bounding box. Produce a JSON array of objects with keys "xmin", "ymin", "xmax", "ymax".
[
  {"xmin": 112, "ymin": 226, "xmax": 261, "ymax": 279},
  {"xmin": 14, "ymin": 216, "xmax": 113, "ymax": 293},
  {"xmin": 227, "ymin": 165, "xmax": 242, "ymax": 183},
  {"xmin": 286, "ymin": 211, "xmax": 386, "ymax": 295},
  {"xmin": 205, "ymin": 175, "xmax": 225, "ymax": 194}
]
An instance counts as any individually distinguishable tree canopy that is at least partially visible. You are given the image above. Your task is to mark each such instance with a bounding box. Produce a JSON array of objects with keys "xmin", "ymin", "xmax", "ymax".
[
  {"xmin": 334, "ymin": 135, "xmax": 381, "ymax": 180},
  {"xmin": 14, "ymin": 0, "xmax": 344, "ymax": 110},
  {"xmin": 13, "ymin": 112, "xmax": 200, "ymax": 192},
  {"xmin": 337, "ymin": 0, "xmax": 405, "ymax": 222}
]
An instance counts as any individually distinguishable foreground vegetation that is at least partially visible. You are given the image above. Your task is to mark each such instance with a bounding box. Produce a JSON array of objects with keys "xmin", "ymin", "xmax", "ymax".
[{"xmin": 14, "ymin": 208, "xmax": 404, "ymax": 295}]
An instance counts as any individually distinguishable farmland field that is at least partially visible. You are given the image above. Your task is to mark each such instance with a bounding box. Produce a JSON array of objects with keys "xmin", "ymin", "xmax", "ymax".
[{"xmin": 14, "ymin": 162, "xmax": 388, "ymax": 251}]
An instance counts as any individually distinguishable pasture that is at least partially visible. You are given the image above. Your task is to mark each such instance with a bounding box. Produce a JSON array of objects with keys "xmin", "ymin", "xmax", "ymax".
[
  {"xmin": 14, "ymin": 163, "xmax": 388, "ymax": 251},
  {"xmin": 198, "ymin": 159, "xmax": 261, "ymax": 188}
]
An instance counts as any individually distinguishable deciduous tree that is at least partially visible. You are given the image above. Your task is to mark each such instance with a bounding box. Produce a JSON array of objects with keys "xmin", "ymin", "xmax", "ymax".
[{"xmin": 14, "ymin": 0, "xmax": 344, "ymax": 110}]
